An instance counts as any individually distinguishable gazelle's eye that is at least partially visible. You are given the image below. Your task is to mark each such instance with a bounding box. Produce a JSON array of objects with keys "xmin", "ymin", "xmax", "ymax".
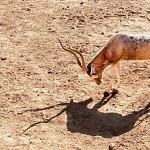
[
  {"xmin": 99, "ymin": 64, "xmax": 105, "ymax": 68},
  {"xmin": 87, "ymin": 65, "xmax": 91, "ymax": 75},
  {"xmin": 102, "ymin": 64, "xmax": 105, "ymax": 67}
]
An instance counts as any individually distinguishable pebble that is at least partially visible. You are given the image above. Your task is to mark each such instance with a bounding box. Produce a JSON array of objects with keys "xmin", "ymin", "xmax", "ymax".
[
  {"xmin": 109, "ymin": 143, "xmax": 115, "ymax": 150},
  {"xmin": 1, "ymin": 57, "xmax": 7, "ymax": 61}
]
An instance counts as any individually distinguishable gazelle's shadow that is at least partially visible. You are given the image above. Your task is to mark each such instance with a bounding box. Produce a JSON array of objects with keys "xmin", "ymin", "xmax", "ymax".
[
  {"xmin": 66, "ymin": 98, "xmax": 149, "ymax": 137},
  {"xmin": 23, "ymin": 96, "xmax": 150, "ymax": 137}
]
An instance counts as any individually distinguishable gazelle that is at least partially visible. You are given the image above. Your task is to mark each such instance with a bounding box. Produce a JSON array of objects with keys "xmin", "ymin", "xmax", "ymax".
[{"xmin": 58, "ymin": 33, "xmax": 150, "ymax": 93}]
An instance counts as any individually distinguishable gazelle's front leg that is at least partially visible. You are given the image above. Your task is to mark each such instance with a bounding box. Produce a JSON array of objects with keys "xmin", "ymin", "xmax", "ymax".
[
  {"xmin": 103, "ymin": 64, "xmax": 118, "ymax": 97},
  {"xmin": 109, "ymin": 64, "xmax": 116, "ymax": 91},
  {"xmin": 109, "ymin": 63, "xmax": 121, "ymax": 91}
]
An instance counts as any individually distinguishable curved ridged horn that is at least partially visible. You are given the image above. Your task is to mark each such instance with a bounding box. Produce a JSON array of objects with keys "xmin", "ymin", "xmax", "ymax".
[{"xmin": 57, "ymin": 38, "xmax": 88, "ymax": 72}]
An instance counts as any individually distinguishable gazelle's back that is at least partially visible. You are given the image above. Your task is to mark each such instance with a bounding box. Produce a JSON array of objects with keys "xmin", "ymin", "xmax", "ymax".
[
  {"xmin": 123, "ymin": 34, "xmax": 150, "ymax": 60},
  {"xmin": 107, "ymin": 33, "xmax": 150, "ymax": 61}
]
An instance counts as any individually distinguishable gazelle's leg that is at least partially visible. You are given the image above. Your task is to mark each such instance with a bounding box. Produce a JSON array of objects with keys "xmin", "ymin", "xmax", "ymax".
[
  {"xmin": 109, "ymin": 64, "xmax": 116, "ymax": 91},
  {"xmin": 103, "ymin": 64, "xmax": 119, "ymax": 97},
  {"xmin": 115, "ymin": 62, "xmax": 121, "ymax": 89}
]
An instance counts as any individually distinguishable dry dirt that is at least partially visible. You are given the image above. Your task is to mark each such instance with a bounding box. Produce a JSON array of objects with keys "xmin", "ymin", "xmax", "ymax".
[{"xmin": 0, "ymin": 0, "xmax": 150, "ymax": 150}]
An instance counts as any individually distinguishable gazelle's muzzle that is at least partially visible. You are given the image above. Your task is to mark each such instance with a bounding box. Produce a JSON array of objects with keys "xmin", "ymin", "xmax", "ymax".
[
  {"xmin": 93, "ymin": 77, "xmax": 102, "ymax": 85},
  {"xmin": 89, "ymin": 66, "xmax": 102, "ymax": 85}
]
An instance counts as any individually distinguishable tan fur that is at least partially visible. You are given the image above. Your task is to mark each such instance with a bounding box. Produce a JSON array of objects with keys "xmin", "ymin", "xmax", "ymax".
[
  {"xmin": 88, "ymin": 33, "xmax": 150, "ymax": 90},
  {"xmin": 59, "ymin": 33, "xmax": 150, "ymax": 91}
]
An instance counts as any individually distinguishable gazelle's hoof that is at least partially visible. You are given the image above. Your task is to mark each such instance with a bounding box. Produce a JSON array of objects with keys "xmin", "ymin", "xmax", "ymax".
[
  {"xmin": 112, "ymin": 88, "xmax": 119, "ymax": 94},
  {"xmin": 145, "ymin": 102, "xmax": 150, "ymax": 109},
  {"xmin": 103, "ymin": 89, "xmax": 118, "ymax": 97},
  {"xmin": 103, "ymin": 91, "xmax": 110, "ymax": 97}
]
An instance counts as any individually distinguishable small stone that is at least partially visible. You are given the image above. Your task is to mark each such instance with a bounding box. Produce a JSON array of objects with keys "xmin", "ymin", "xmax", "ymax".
[
  {"xmin": 48, "ymin": 70, "xmax": 52, "ymax": 74},
  {"xmin": 26, "ymin": 58, "xmax": 32, "ymax": 61},
  {"xmin": 1, "ymin": 57, "xmax": 7, "ymax": 61},
  {"xmin": 109, "ymin": 143, "xmax": 115, "ymax": 150},
  {"xmin": 26, "ymin": 8, "xmax": 31, "ymax": 11}
]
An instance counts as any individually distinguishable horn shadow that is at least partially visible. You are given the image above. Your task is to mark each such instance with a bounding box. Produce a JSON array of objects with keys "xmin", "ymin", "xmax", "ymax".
[{"xmin": 22, "ymin": 98, "xmax": 150, "ymax": 138}]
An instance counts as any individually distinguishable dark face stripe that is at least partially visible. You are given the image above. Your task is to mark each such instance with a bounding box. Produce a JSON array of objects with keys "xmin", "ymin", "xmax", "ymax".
[{"xmin": 87, "ymin": 64, "xmax": 91, "ymax": 76}]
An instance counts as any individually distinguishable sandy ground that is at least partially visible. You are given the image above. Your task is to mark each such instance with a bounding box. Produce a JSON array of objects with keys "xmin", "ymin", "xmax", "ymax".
[{"xmin": 0, "ymin": 0, "xmax": 150, "ymax": 149}]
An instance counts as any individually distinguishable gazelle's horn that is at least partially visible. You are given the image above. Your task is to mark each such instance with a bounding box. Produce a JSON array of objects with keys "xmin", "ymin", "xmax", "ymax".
[{"xmin": 58, "ymin": 38, "xmax": 88, "ymax": 72}]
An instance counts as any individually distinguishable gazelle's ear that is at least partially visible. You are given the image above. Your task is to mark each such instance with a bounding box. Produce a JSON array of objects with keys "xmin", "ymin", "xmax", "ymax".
[
  {"xmin": 91, "ymin": 66, "xmax": 95, "ymax": 74},
  {"xmin": 90, "ymin": 66, "xmax": 99, "ymax": 78}
]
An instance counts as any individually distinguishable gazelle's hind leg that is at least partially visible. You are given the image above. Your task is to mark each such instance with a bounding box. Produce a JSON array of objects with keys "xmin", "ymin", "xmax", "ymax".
[{"xmin": 115, "ymin": 62, "xmax": 121, "ymax": 89}]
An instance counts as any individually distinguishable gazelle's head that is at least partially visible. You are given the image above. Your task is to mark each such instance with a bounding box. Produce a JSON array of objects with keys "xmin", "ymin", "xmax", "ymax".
[
  {"xmin": 86, "ymin": 64, "xmax": 103, "ymax": 85},
  {"xmin": 58, "ymin": 39, "xmax": 109, "ymax": 85},
  {"xmin": 86, "ymin": 58, "xmax": 109, "ymax": 85}
]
